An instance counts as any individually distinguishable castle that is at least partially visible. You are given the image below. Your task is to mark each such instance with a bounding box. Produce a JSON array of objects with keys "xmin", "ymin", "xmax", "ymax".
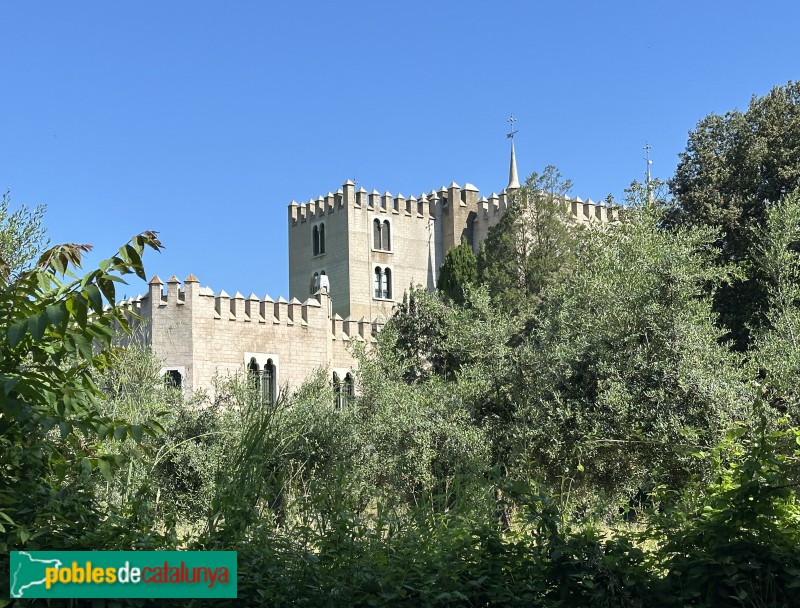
[{"xmin": 130, "ymin": 140, "xmax": 618, "ymax": 398}]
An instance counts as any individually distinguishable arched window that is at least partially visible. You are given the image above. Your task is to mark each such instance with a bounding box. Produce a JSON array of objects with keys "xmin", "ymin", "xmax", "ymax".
[
  {"xmin": 373, "ymin": 219, "xmax": 381, "ymax": 250},
  {"xmin": 379, "ymin": 269, "xmax": 387, "ymax": 299},
  {"xmin": 374, "ymin": 266, "xmax": 382, "ymax": 298},
  {"xmin": 264, "ymin": 359, "xmax": 276, "ymax": 404},
  {"xmin": 383, "ymin": 268, "xmax": 392, "ymax": 299},
  {"xmin": 312, "ymin": 226, "xmax": 320, "ymax": 256},
  {"xmin": 248, "ymin": 357, "xmax": 260, "ymax": 392},
  {"xmin": 164, "ymin": 369, "xmax": 182, "ymax": 389},
  {"xmin": 248, "ymin": 357, "xmax": 276, "ymax": 404},
  {"xmin": 374, "ymin": 266, "xmax": 392, "ymax": 299},
  {"xmin": 381, "ymin": 220, "xmax": 390, "ymax": 251},
  {"xmin": 344, "ymin": 373, "xmax": 355, "ymax": 403},
  {"xmin": 319, "ymin": 223, "xmax": 325, "ymax": 254},
  {"xmin": 333, "ymin": 372, "xmax": 343, "ymax": 410}
]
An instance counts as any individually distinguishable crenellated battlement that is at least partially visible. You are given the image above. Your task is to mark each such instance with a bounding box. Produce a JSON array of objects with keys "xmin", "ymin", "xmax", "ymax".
[
  {"xmin": 128, "ymin": 274, "xmax": 383, "ymax": 345},
  {"xmin": 288, "ymin": 179, "xmax": 621, "ymax": 228},
  {"xmin": 288, "ymin": 179, "xmax": 456, "ymax": 226}
]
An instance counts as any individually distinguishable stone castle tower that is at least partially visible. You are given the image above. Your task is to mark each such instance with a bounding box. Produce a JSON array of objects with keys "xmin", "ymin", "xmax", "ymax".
[
  {"xmin": 287, "ymin": 138, "xmax": 615, "ymax": 319},
  {"xmin": 134, "ymin": 140, "xmax": 617, "ymax": 395}
]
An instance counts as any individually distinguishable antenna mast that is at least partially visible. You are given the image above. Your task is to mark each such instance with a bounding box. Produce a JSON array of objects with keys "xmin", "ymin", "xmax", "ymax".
[{"xmin": 643, "ymin": 142, "xmax": 653, "ymax": 203}]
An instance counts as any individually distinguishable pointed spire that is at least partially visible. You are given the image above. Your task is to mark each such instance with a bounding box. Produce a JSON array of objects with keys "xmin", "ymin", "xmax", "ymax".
[
  {"xmin": 508, "ymin": 138, "xmax": 520, "ymax": 191},
  {"xmin": 507, "ymin": 115, "xmax": 520, "ymax": 191}
]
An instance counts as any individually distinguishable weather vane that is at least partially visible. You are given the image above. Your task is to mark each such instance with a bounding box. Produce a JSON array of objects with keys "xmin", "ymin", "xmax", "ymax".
[{"xmin": 507, "ymin": 115, "xmax": 518, "ymax": 139}]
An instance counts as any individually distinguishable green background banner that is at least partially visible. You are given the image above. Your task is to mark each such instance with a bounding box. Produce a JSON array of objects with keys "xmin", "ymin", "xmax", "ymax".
[{"xmin": 10, "ymin": 551, "xmax": 237, "ymax": 599}]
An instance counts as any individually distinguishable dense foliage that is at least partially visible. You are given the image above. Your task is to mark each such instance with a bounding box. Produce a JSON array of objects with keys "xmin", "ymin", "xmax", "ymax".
[
  {"xmin": 478, "ymin": 166, "xmax": 578, "ymax": 312},
  {"xmin": 437, "ymin": 240, "xmax": 478, "ymax": 305},
  {"xmin": 5, "ymin": 86, "xmax": 800, "ymax": 606},
  {"xmin": 0, "ymin": 191, "xmax": 48, "ymax": 278},
  {"xmin": 669, "ymin": 80, "xmax": 800, "ymax": 347}
]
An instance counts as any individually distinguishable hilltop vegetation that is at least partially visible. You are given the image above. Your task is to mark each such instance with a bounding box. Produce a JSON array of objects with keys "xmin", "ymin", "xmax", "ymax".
[{"xmin": 2, "ymin": 82, "xmax": 800, "ymax": 607}]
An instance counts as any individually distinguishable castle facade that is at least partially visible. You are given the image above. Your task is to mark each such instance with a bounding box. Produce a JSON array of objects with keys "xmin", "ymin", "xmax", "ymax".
[{"xmin": 133, "ymin": 147, "xmax": 617, "ymax": 397}]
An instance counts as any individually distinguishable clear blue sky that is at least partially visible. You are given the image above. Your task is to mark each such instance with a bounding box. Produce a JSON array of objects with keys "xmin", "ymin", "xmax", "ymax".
[{"xmin": 2, "ymin": 1, "xmax": 798, "ymax": 299}]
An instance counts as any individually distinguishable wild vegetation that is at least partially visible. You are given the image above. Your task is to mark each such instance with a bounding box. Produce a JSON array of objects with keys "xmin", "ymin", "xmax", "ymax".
[{"xmin": 3, "ymin": 82, "xmax": 800, "ymax": 607}]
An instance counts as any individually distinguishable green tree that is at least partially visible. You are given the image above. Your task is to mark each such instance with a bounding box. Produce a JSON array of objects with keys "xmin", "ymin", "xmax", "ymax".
[
  {"xmin": 478, "ymin": 166, "xmax": 578, "ymax": 312},
  {"xmin": 0, "ymin": 190, "xmax": 49, "ymax": 277},
  {"xmin": 751, "ymin": 188, "xmax": 800, "ymax": 422},
  {"xmin": 511, "ymin": 198, "xmax": 754, "ymax": 504},
  {"xmin": 0, "ymin": 232, "xmax": 163, "ymax": 552},
  {"xmin": 437, "ymin": 239, "xmax": 477, "ymax": 304},
  {"xmin": 669, "ymin": 81, "xmax": 800, "ymax": 347}
]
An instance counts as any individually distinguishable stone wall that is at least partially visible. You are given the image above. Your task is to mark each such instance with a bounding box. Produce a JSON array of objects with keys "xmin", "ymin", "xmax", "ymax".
[{"xmin": 129, "ymin": 276, "xmax": 366, "ymax": 395}]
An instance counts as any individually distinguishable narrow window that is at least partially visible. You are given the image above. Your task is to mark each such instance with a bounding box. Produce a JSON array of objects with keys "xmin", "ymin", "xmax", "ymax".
[
  {"xmin": 319, "ymin": 223, "xmax": 326, "ymax": 254},
  {"xmin": 381, "ymin": 220, "xmax": 390, "ymax": 251},
  {"xmin": 344, "ymin": 373, "xmax": 355, "ymax": 404},
  {"xmin": 384, "ymin": 268, "xmax": 392, "ymax": 299},
  {"xmin": 333, "ymin": 372, "xmax": 343, "ymax": 409},
  {"xmin": 312, "ymin": 226, "xmax": 320, "ymax": 256},
  {"xmin": 248, "ymin": 358, "xmax": 260, "ymax": 392},
  {"xmin": 374, "ymin": 267, "xmax": 382, "ymax": 298},
  {"xmin": 373, "ymin": 219, "xmax": 381, "ymax": 249},
  {"xmin": 264, "ymin": 359, "xmax": 276, "ymax": 404}
]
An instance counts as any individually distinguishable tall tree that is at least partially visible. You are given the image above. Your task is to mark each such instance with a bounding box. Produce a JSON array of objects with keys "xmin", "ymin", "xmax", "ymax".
[
  {"xmin": 0, "ymin": 191, "xmax": 48, "ymax": 278},
  {"xmin": 512, "ymin": 202, "xmax": 753, "ymax": 503},
  {"xmin": 437, "ymin": 239, "xmax": 477, "ymax": 304},
  {"xmin": 668, "ymin": 81, "xmax": 800, "ymax": 347},
  {"xmin": 478, "ymin": 166, "xmax": 578, "ymax": 312},
  {"xmin": 751, "ymin": 187, "xmax": 800, "ymax": 422}
]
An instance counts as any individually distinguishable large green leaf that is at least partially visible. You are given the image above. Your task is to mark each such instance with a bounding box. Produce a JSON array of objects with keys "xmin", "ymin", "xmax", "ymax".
[{"xmin": 7, "ymin": 319, "xmax": 27, "ymax": 348}]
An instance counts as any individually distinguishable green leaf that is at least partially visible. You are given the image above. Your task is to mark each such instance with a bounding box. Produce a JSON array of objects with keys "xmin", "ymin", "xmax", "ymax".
[
  {"xmin": 72, "ymin": 333, "xmax": 94, "ymax": 360},
  {"xmin": 28, "ymin": 312, "xmax": 48, "ymax": 342},
  {"xmin": 97, "ymin": 276, "xmax": 116, "ymax": 304},
  {"xmin": 130, "ymin": 425, "xmax": 144, "ymax": 443},
  {"xmin": 97, "ymin": 458, "xmax": 113, "ymax": 482},
  {"xmin": 46, "ymin": 302, "xmax": 66, "ymax": 328},
  {"xmin": 3, "ymin": 377, "xmax": 20, "ymax": 396},
  {"xmin": 7, "ymin": 319, "xmax": 27, "ymax": 348},
  {"xmin": 84, "ymin": 283, "xmax": 103, "ymax": 313},
  {"xmin": 725, "ymin": 426, "xmax": 747, "ymax": 440},
  {"xmin": 66, "ymin": 295, "xmax": 88, "ymax": 328}
]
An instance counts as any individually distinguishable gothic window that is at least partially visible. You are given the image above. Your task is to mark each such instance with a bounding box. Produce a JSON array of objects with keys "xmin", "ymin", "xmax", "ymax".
[
  {"xmin": 248, "ymin": 357, "xmax": 260, "ymax": 391},
  {"xmin": 373, "ymin": 219, "xmax": 391, "ymax": 251},
  {"xmin": 333, "ymin": 372, "xmax": 343, "ymax": 410},
  {"xmin": 344, "ymin": 373, "xmax": 354, "ymax": 402},
  {"xmin": 373, "ymin": 266, "xmax": 392, "ymax": 299},
  {"xmin": 381, "ymin": 220, "xmax": 390, "ymax": 251},
  {"xmin": 319, "ymin": 223, "xmax": 326, "ymax": 254},
  {"xmin": 248, "ymin": 357, "xmax": 277, "ymax": 404},
  {"xmin": 312, "ymin": 225, "xmax": 320, "ymax": 256},
  {"xmin": 164, "ymin": 369, "xmax": 182, "ymax": 389},
  {"xmin": 264, "ymin": 359, "xmax": 276, "ymax": 404},
  {"xmin": 373, "ymin": 219, "xmax": 381, "ymax": 250},
  {"xmin": 374, "ymin": 266, "xmax": 382, "ymax": 298},
  {"xmin": 383, "ymin": 267, "xmax": 392, "ymax": 299}
]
